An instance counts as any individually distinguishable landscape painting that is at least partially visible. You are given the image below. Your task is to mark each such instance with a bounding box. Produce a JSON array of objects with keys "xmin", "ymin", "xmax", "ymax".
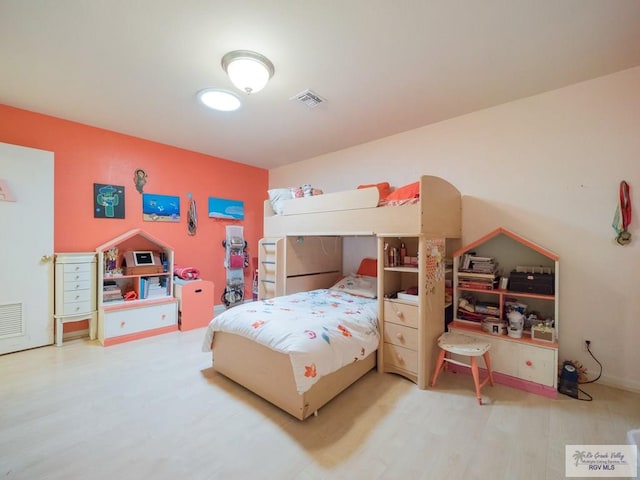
[{"xmin": 208, "ymin": 197, "xmax": 244, "ymax": 220}]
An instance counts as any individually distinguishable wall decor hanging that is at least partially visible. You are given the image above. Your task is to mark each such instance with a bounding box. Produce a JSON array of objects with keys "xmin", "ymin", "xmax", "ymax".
[
  {"xmin": 187, "ymin": 192, "xmax": 197, "ymax": 235},
  {"xmin": 612, "ymin": 180, "xmax": 632, "ymax": 245},
  {"xmin": 94, "ymin": 183, "xmax": 125, "ymax": 219},
  {"xmin": 142, "ymin": 193, "xmax": 180, "ymax": 222},
  {"xmin": 134, "ymin": 168, "xmax": 147, "ymax": 194},
  {"xmin": 208, "ymin": 196, "xmax": 244, "ymax": 220},
  {"xmin": 0, "ymin": 179, "xmax": 16, "ymax": 202}
]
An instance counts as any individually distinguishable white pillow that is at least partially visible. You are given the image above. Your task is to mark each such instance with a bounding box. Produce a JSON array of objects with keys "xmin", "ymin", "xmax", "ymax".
[
  {"xmin": 267, "ymin": 188, "xmax": 293, "ymax": 215},
  {"xmin": 329, "ymin": 274, "xmax": 377, "ymax": 299}
]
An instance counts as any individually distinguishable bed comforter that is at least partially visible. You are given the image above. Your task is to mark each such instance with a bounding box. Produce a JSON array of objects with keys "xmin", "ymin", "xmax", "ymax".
[{"xmin": 202, "ymin": 289, "xmax": 379, "ymax": 393}]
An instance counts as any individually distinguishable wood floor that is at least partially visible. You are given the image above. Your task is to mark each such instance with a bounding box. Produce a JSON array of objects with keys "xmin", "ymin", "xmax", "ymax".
[{"xmin": 1, "ymin": 328, "xmax": 638, "ymax": 480}]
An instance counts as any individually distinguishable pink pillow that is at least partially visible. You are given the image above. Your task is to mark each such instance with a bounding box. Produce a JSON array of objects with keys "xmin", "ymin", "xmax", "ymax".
[
  {"xmin": 356, "ymin": 257, "xmax": 377, "ymax": 277},
  {"xmin": 384, "ymin": 181, "xmax": 420, "ymax": 201},
  {"xmin": 357, "ymin": 182, "xmax": 391, "ymax": 199}
]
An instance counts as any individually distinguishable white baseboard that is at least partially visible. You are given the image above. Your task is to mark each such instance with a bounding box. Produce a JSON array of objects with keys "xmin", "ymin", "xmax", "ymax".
[{"xmin": 598, "ymin": 375, "xmax": 640, "ymax": 395}]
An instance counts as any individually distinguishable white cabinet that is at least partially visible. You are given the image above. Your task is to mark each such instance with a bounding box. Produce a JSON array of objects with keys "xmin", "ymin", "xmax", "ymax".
[
  {"xmin": 96, "ymin": 229, "xmax": 178, "ymax": 346},
  {"xmin": 448, "ymin": 325, "xmax": 558, "ymax": 388},
  {"xmin": 377, "ymin": 235, "xmax": 457, "ymax": 389},
  {"xmin": 54, "ymin": 252, "xmax": 97, "ymax": 346},
  {"xmin": 450, "ymin": 227, "xmax": 559, "ymax": 396},
  {"xmin": 102, "ymin": 302, "xmax": 177, "ymax": 338}
]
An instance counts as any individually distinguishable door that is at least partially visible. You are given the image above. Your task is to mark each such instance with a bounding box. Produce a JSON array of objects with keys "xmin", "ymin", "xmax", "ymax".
[{"xmin": 0, "ymin": 142, "xmax": 54, "ymax": 354}]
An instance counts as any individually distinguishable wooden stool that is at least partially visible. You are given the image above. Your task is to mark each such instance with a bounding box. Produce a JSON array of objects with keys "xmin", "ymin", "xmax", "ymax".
[{"xmin": 431, "ymin": 332, "xmax": 494, "ymax": 405}]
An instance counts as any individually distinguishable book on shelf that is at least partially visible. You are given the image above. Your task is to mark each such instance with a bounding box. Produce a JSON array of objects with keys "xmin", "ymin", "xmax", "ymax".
[
  {"xmin": 458, "ymin": 270, "xmax": 498, "ymax": 279},
  {"xmin": 461, "ymin": 253, "xmax": 494, "ymax": 270}
]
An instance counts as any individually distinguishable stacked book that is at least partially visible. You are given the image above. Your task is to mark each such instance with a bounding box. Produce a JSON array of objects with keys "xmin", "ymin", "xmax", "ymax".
[
  {"xmin": 457, "ymin": 298, "xmax": 501, "ymax": 323},
  {"xmin": 140, "ymin": 276, "xmax": 168, "ymax": 299},
  {"xmin": 458, "ymin": 254, "xmax": 499, "ymax": 290},
  {"xmin": 103, "ymin": 284, "xmax": 123, "ymax": 302}
]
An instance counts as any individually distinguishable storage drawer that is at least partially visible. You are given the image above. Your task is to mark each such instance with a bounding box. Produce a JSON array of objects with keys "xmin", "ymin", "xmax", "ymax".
[
  {"xmin": 63, "ymin": 279, "xmax": 91, "ymax": 292},
  {"xmin": 517, "ymin": 344, "xmax": 556, "ymax": 386},
  {"xmin": 60, "ymin": 300, "xmax": 93, "ymax": 316},
  {"xmin": 103, "ymin": 301, "xmax": 177, "ymax": 338},
  {"xmin": 383, "ymin": 342, "xmax": 418, "ymax": 374},
  {"xmin": 64, "ymin": 271, "xmax": 92, "ymax": 283},
  {"xmin": 384, "ymin": 301, "xmax": 418, "ymax": 328},
  {"xmin": 383, "ymin": 322, "xmax": 418, "ymax": 351},
  {"xmin": 63, "ymin": 289, "xmax": 92, "ymax": 304},
  {"xmin": 63, "ymin": 262, "xmax": 92, "ymax": 274}
]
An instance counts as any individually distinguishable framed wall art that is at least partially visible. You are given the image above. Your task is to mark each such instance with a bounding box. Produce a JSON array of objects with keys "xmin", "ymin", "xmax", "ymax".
[
  {"xmin": 94, "ymin": 183, "xmax": 125, "ymax": 219},
  {"xmin": 142, "ymin": 193, "xmax": 180, "ymax": 222}
]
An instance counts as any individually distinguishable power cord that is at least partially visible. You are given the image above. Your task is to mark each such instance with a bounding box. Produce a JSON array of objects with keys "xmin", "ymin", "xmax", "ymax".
[{"xmin": 574, "ymin": 341, "xmax": 603, "ymax": 401}]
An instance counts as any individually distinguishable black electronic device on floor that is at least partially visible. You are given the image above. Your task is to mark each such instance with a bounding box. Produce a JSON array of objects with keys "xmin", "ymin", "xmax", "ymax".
[{"xmin": 558, "ymin": 360, "xmax": 579, "ymax": 398}]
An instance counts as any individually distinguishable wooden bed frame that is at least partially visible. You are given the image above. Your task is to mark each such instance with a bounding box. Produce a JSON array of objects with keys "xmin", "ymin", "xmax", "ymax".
[
  {"xmin": 212, "ymin": 331, "xmax": 376, "ymax": 420},
  {"xmin": 208, "ymin": 175, "xmax": 461, "ymax": 420}
]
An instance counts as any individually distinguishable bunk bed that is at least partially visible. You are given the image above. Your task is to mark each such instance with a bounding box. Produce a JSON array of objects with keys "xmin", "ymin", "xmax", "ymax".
[
  {"xmin": 205, "ymin": 175, "xmax": 461, "ymax": 420},
  {"xmin": 264, "ymin": 175, "xmax": 461, "ymax": 237}
]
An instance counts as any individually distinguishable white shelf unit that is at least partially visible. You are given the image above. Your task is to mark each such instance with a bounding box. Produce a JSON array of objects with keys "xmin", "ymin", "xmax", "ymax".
[
  {"xmin": 449, "ymin": 227, "xmax": 559, "ymax": 398},
  {"xmin": 96, "ymin": 229, "xmax": 178, "ymax": 346},
  {"xmin": 376, "ymin": 234, "xmax": 458, "ymax": 389},
  {"xmin": 54, "ymin": 252, "xmax": 97, "ymax": 346}
]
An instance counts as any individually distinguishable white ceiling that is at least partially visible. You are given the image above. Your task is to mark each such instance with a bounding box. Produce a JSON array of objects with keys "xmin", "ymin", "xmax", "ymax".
[{"xmin": 1, "ymin": 1, "xmax": 639, "ymax": 170}]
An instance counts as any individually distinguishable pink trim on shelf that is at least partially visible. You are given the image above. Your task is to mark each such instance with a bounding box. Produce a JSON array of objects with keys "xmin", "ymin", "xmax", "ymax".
[
  {"xmin": 102, "ymin": 325, "xmax": 178, "ymax": 346},
  {"xmin": 447, "ymin": 363, "xmax": 558, "ymax": 399}
]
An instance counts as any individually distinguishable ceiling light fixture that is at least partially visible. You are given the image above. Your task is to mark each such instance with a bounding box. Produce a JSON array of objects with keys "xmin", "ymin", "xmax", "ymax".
[
  {"xmin": 197, "ymin": 88, "xmax": 241, "ymax": 112},
  {"xmin": 221, "ymin": 50, "xmax": 275, "ymax": 95}
]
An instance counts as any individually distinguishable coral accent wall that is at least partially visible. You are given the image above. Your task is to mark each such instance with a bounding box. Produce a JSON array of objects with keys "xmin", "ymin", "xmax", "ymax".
[{"xmin": 1, "ymin": 104, "xmax": 267, "ymax": 322}]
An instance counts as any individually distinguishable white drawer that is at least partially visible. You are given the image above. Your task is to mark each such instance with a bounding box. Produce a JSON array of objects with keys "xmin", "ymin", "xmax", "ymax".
[
  {"xmin": 383, "ymin": 342, "xmax": 418, "ymax": 374},
  {"xmin": 517, "ymin": 345, "xmax": 556, "ymax": 386},
  {"xmin": 60, "ymin": 300, "xmax": 93, "ymax": 316},
  {"xmin": 63, "ymin": 279, "xmax": 91, "ymax": 292},
  {"xmin": 64, "ymin": 270, "xmax": 92, "ymax": 283},
  {"xmin": 63, "ymin": 262, "xmax": 91, "ymax": 274},
  {"xmin": 103, "ymin": 302, "xmax": 177, "ymax": 338},
  {"xmin": 63, "ymin": 289, "xmax": 92, "ymax": 303},
  {"xmin": 383, "ymin": 322, "xmax": 418, "ymax": 351},
  {"xmin": 384, "ymin": 301, "xmax": 419, "ymax": 328}
]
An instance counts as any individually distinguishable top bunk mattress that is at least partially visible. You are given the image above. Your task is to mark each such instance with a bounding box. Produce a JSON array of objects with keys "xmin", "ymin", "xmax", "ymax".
[{"xmin": 263, "ymin": 175, "xmax": 461, "ymax": 237}]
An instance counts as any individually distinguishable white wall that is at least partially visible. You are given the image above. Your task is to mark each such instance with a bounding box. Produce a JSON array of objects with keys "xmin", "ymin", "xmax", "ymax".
[{"xmin": 270, "ymin": 66, "xmax": 640, "ymax": 392}]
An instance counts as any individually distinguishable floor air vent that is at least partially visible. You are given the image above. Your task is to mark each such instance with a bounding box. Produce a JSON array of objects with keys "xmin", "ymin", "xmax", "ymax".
[
  {"xmin": 291, "ymin": 89, "xmax": 326, "ymax": 108},
  {"xmin": 0, "ymin": 302, "xmax": 24, "ymax": 339}
]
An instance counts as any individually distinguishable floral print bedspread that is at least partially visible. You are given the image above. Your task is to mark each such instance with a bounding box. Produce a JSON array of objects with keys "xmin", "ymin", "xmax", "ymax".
[{"xmin": 202, "ymin": 289, "xmax": 379, "ymax": 393}]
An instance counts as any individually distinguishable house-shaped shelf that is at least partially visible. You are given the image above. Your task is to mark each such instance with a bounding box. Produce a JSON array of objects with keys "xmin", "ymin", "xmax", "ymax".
[{"xmin": 96, "ymin": 228, "xmax": 178, "ymax": 346}]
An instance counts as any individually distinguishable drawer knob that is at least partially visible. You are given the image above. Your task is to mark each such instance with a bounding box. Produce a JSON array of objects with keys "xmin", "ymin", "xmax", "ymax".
[
  {"xmin": 526, "ymin": 360, "xmax": 532, "ymax": 367},
  {"xmin": 395, "ymin": 312, "xmax": 404, "ymax": 319},
  {"xmin": 396, "ymin": 333, "xmax": 403, "ymax": 340},
  {"xmin": 121, "ymin": 321, "xmax": 126, "ymax": 327},
  {"xmin": 397, "ymin": 354, "xmax": 403, "ymax": 363}
]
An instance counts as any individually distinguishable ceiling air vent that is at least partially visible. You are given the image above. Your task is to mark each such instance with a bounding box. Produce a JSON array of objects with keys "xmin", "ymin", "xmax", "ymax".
[{"xmin": 291, "ymin": 89, "xmax": 326, "ymax": 108}]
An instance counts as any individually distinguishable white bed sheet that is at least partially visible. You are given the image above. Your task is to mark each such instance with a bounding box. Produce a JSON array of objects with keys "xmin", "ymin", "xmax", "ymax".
[{"xmin": 202, "ymin": 289, "xmax": 379, "ymax": 393}]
